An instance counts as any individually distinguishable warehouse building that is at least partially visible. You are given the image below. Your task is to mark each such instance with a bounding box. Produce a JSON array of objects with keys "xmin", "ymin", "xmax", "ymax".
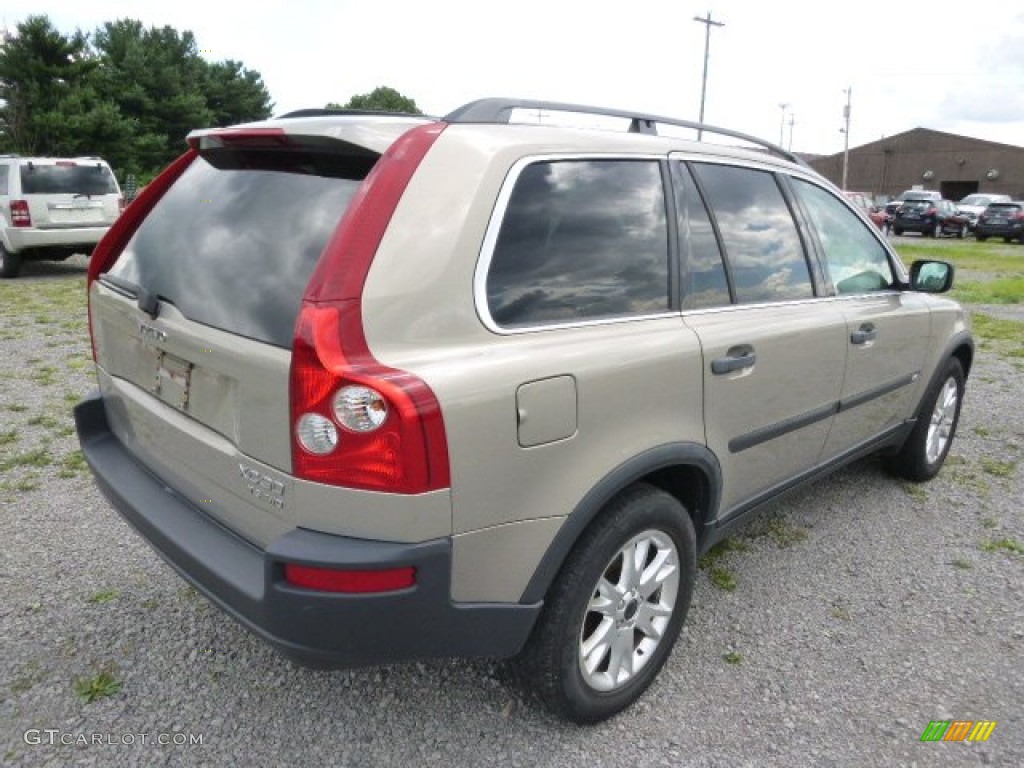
[{"xmin": 809, "ymin": 128, "xmax": 1024, "ymax": 202}]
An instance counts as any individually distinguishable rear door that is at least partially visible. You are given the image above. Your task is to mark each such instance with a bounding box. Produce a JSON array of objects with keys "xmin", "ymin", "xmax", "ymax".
[
  {"xmin": 789, "ymin": 178, "xmax": 930, "ymax": 459},
  {"xmin": 18, "ymin": 160, "xmax": 120, "ymax": 228},
  {"xmin": 676, "ymin": 161, "xmax": 848, "ymax": 517}
]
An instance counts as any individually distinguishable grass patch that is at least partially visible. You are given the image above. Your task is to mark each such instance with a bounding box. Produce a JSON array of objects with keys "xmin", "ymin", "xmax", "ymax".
[
  {"xmin": 723, "ymin": 651, "xmax": 743, "ymax": 665},
  {"xmin": 0, "ymin": 429, "xmax": 18, "ymax": 446},
  {"xmin": 698, "ymin": 539, "xmax": 747, "ymax": 592},
  {"xmin": 952, "ymin": 556, "xmax": 973, "ymax": 570},
  {"xmin": 0, "ymin": 448, "xmax": 53, "ymax": 471},
  {"xmin": 980, "ymin": 538, "xmax": 1023, "ymax": 555},
  {"xmin": 979, "ymin": 457, "xmax": 1016, "ymax": 478},
  {"xmin": 982, "ymin": 517, "xmax": 999, "ymax": 529},
  {"xmin": 763, "ymin": 516, "xmax": 809, "ymax": 548},
  {"xmin": 829, "ymin": 606, "xmax": 851, "ymax": 621},
  {"xmin": 27, "ymin": 414, "xmax": 59, "ymax": 429},
  {"xmin": 87, "ymin": 589, "xmax": 119, "ymax": 605},
  {"xmin": 973, "ymin": 426, "xmax": 990, "ymax": 437},
  {"xmin": 944, "ymin": 456, "xmax": 990, "ymax": 496},
  {"xmin": 74, "ymin": 668, "xmax": 121, "ymax": 703},
  {"xmin": 902, "ymin": 483, "xmax": 928, "ymax": 502},
  {"xmin": 895, "ymin": 241, "xmax": 1024, "ymax": 274},
  {"xmin": 59, "ymin": 450, "xmax": 88, "ymax": 478},
  {"xmin": 971, "ymin": 313, "xmax": 1024, "ymax": 358},
  {"xmin": 954, "ymin": 277, "xmax": 1024, "ymax": 305}
]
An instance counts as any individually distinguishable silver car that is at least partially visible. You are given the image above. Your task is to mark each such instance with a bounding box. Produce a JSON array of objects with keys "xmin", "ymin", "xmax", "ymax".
[{"xmin": 75, "ymin": 99, "xmax": 972, "ymax": 723}]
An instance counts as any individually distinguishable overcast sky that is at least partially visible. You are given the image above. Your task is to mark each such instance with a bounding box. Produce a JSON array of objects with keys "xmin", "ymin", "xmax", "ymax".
[{"xmin": 6, "ymin": 0, "xmax": 1024, "ymax": 156}]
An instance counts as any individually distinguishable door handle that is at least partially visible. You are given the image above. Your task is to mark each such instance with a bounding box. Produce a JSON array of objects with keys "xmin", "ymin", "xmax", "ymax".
[
  {"xmin": 851, "ymin": 323, "xmax": 877, "ymax": 345},
  {"xmin": 711, "ymin": 345, "xmax": 756, "ymax": 375}
]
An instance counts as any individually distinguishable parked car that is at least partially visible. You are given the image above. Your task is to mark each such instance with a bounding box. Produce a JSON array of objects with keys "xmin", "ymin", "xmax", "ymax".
[
  {"xmin": 956, "ymin": 193, "xmax": 1011, "ymax": 231},
  {"xmin": 883, "ymin": 189, "xmax": 941, "ymax": 221},
  {"xmin": 891, "ymin": 198, "xmax": 962, "ymax": 237},
  {"xmin": 844, "ymin": 190, "xmax": 888, "ymax": 230},
  {"xmin": 975, "ymin": 201, "xmax": 1024, "ymax": 243},
  {"xmin": 75, "ymin": 98, "xmax": 972, "ymax": 723},
  {"xmin": 0, "ymin": 155, "xmax": 123, "ymax": 278}
]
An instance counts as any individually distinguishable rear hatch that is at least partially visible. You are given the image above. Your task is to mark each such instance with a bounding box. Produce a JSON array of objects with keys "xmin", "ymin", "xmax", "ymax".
[
  {"xmin": 18, "ymin": 159, "xmax": 120, "ymax": 228},
  {"xmin": 982, "ymin": 203, "xmax": 1022, "ymax": 224},
  {"xmin": 88, "ymin": 122, "xmax": 420, "ymax": 545}
]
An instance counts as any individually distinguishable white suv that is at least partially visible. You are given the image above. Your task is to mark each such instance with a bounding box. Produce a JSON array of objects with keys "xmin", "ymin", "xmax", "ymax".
[{"xmin": 0, "ymin": 155, "xmax": 122, "ymax": 278}]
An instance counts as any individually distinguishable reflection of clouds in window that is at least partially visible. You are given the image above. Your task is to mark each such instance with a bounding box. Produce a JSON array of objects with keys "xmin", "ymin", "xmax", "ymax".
[
  {"xmin": 110, "ymin": 158, "xmax": 360, "ymax": 347},
  {"xmin": 487, "ymin": 160, "xmax": 669, "ymax": 327},
  {"xmin": 693, "ymin": 164, "xmax": 812, "ymax": 303},
  {"xmin": 792, "ymin": 179, "xmax": 893, "ymax": 294},
  {"xmin": 674, "ymin": 162, "xmax": 730, "ymax": 309}
]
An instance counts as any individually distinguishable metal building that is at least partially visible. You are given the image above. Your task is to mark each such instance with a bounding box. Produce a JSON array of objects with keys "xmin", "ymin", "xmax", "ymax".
[{"xmin": 809, "ymin": 128, "xmax": 1024, "ymax": 202}]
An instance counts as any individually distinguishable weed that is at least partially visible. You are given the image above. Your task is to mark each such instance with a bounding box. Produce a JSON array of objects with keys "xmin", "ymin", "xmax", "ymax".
[
  {"xmin": 902, "ymin": 483, "xmax": 928, "ymax": 502},
  {"xmin": 3, "ymin": 404, "xmax": 29, "ymax": 413},
  {"xmin": 981, "ymin": 517, "xmax": 998, "ymax": 529},
  {"xmin": 973, "ymin": 426, "xmax": 990, "ymax": 438},
  {"xmin": 87, "ymin": 589, "xmax": 119, "ymax": 605},
  {"xmin": 708, "ymin": 566, "xmax": 737, "ymax": 592},
  {"xmin": 764, "ymin": 516, "xmax": 809, "ymax": 548},
  {"xmin": 27, "ymin": 414, "xmax": 59, "ymax": 430},
  {"xmin": 829, "ymin": 606, "xmax": 851, "ymax": 621},
  {"xmin": 980, "ymin": 538, "xmax": 1023, "ymax": 555},
  {"xmin": 979, "ymin": 458, "xmax": 1016, "ymax": 478},
  {"xmin": 952, "ymin": 556, "xmax": 973, "ymax": 570},
  {"xmin": 74, "ymin": 668, "xmax": 121, "ymax": 703},
  {"xmin": 0, "ymin": 448, "xmax": 53, "ymax": 471},
  {"xmin": 0, "ymin": 429, "xmax": 17, "ymax": 446},
  {"xmin": 723, "ymin": 651, "xmax": 743, "ymax": 665}
]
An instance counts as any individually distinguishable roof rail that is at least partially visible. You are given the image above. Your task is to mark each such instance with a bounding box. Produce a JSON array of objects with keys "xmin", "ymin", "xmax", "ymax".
[
  {"xmin": 276, "ymin": 108, "xmax": 430, "ymax": 120},
  {"xmin": 443, "ymin": 98, "xmax": 803, "ymax": 166}
]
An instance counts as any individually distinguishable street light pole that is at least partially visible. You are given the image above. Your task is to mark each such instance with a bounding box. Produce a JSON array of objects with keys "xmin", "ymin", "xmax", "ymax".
[
  {"xmin": 778, "ymin": 103, "xmax": 789, "ymax": 147},
  {"xmin": 841, "ymin": 86, "xmax": 852, "ymax": 190},
  {"xmin": 693, "ymin": 11, "xmax": 725, "ymax": 140}
]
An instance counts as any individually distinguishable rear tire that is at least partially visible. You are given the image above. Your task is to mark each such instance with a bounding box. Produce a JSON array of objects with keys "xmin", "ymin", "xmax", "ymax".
[
  {"xmin": 884, "ymin": 358, "xmax": 964, "ymax": 482},
  {"xmin": 513, "ymin": 484, "xmax": 696, "ymax": 723},
  {"xmin": 893, "ymin": 227, "xmax": 904, "ymax": 236},
  {"xmin": 0, "ymin": 245, "xmax": 22, "ymax": 279},
  {"xmin": 976, "ymin": 234, "xmax": 987, "ymax": 242},
  {"xmin": 956, "ymin": 224, "xmax": 967, "ymax": 239}
]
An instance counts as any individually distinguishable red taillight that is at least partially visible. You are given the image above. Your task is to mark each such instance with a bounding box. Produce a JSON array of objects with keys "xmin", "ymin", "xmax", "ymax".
[
  {"xmin": 86, "ymin": 150, "xmax": 197, "ymax": 360},
  {"xmin": 290, "ymin": 122, "xmax": 450, "ymax": 494},
  {"xmin": 924, "ymin": 207, "xmax": 937, "ymax": 216},
  {"xmin": 10, "ymin": 200, "xmax": 31, "ymax": 227},
  {"xmin": 284, "ymin": 564, "xmax": 415, "ymax": 593}
]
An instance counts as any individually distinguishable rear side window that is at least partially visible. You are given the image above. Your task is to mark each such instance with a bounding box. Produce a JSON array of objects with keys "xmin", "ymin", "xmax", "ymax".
[
  {"xmin": 692, "ymin": 163, "xmax": 813, "ymax": 303},
  {"xmin": 107, "ymin": 150, "xmax": 366, "ymax": 348},
  {"xmin": 0, "ymin": 165, "xmax": 8, "ymax": 195},
  {"xmin": 987, "ymin": 204, "xmax": 1022, "ymax": 215},
  {"xmin": 672, "ymin": 162, "xmax": 730, "ymax": 309},
  {"xmin": 486, "ymin": 159, "xmax": 669, "ymax": 328},
  {"xmin": 19, "ymin": 163, "xmax": 118, "ymax": 195}
]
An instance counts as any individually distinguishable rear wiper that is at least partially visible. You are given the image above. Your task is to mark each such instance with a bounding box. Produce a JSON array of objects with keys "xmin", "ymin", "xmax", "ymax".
[{"xmin": 98, "ymin": 274, "xmax": 170, "ymax": 319}]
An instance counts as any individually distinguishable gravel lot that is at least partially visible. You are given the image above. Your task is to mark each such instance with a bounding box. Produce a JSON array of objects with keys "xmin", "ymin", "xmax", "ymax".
[{"xmin": 2, "ymin": 254, "xmax": 1022, "ymax": 767}]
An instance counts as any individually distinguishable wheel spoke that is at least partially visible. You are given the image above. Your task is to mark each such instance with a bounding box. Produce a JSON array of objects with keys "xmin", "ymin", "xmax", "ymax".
[
  {"xmin": 621, "ymin": 539, "xmax": 646, "ymax": 591},
  {"xmin": 605, "ymin": 628, "xmax": 635, "ymax": 684},
  {"xmin": 634, "ymin": 601, "xmax": 671, "ymax": 639},
  {"xmin": 588, "ymin": 577, "xmax": 619, "ymax": 615},
  {"xmin": 638, "ymin": 547, "xmax": 678, "ymax": 599}
]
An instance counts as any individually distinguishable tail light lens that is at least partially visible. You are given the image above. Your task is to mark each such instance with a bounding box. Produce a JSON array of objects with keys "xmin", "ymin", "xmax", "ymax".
[
  {"xmin": 10, "ymin": 200, "xmax": 31, "ymax": 227},
  {"xmin": 284, "ymin": 564, "xmax": 415, "ymax": 593},
  {"xmin": 924, "ymin": 207, "xmax": 937, "ymax": 217},
  {"xmin": 290, "ymin": 122, "xmax": 450, "ymax": 494}
]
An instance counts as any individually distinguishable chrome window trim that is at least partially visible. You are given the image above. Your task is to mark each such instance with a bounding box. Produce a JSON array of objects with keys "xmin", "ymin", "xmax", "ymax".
[{"xmin": 474, "ymin": 153, "xmax": 671, "ymax": 336}]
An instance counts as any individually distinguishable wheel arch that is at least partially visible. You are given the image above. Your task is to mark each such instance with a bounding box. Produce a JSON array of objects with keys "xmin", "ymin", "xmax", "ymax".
[{"xmin": 519, "ymin": 443, "xmax": 721, "ymax": 604}]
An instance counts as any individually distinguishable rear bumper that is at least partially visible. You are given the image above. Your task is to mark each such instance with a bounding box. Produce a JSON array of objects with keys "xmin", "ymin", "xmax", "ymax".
[
  {"xmin": 975, "ymin": 222, "xmax": 1023, "ymax": 239},
  {"xmin": 4, "ymin": 225, "xmax": 108, "ymax": 253},
  {"xmin": 74, "ymin": 392, "xmax": 540, "ymax": 667}
]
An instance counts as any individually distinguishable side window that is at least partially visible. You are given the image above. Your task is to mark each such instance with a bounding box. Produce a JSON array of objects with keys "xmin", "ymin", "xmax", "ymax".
[
  {"xmin": 691, "ymin": 163, "xmax": 813, "ymax": 303},
  {"xmin": 486, "ymin": 159, "xmax": 669, "ymax": 328},
  {"xmin": 673, "ymin": 162, "xmax": 730, "ymax": 309},
  {"xmin": 0, "ymin": 165, "xmax": 8, "ymax": 195},
  {"xmin": 792, "ymin": 179, "xmax": 894, "ymax": 294}
]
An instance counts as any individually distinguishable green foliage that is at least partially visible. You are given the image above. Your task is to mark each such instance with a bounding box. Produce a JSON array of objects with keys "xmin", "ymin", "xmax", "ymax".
[
  {"xmin": 74, "ymin": 668, "xmax": 121, "ymax": 702},
  {"xmin": 0, "ymin": 15, "xmax": 273, "ymax": 180},
  {"xmin": 328, "ymin": 85, "xmax": 422, "ymax": 114}
]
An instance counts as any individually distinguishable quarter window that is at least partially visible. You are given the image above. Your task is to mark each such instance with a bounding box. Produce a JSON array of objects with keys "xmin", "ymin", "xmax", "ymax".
[
  {"xmin": 486, "ymin": 160, "xmax": 670, "ymax": 328},
  {"xmin": 792, "ymin": 179, "xmax": 894, "ymax": 294},
  {"xmin": 673, "ymin": 162, "xmax": 730, "ymax": 309},
  {"xmin": 692, "ymin": 164, "xmax": 813, "ymax": 303}
]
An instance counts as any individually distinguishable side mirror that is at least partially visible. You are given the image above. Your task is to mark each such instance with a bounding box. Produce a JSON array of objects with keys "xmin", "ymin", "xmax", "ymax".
[{"xmin": 909, "ymin": 260, "xmax": 954, "ymax": 293}]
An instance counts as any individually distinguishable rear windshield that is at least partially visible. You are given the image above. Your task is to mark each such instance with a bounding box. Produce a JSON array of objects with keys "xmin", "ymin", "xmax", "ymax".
[
  {"xmin": 106, "ymin": 149, "xmax": 369, "ymax": 348},
  {"xmin": 901, "ymin": 200, "xmax": 932, "ymax": 210},
  {"xmin": 987, "ymin": 203, "xmax": 1021, "ymax": 214},
  {"xmin": 20, "ymin": 163, "xmax": 118, "ymax": 195}
]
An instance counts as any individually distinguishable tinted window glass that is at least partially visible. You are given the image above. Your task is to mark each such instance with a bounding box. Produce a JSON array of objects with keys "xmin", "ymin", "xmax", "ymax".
[
  {"xmin": 0, "ymin": 165, "xmax": 8, "ymax": 194},
  {"xmin": 673, "ymin": 162, "xmax": 730, "ymax": 308},
  {"xmin": 692, "ymin": 164, "xmax": 812, "ymax": 303},
  {"xmin": 487, "ymin": 160, "xmax": 669, "ymax": 327},
  {"xmin": 19, "ymin": 163, "xmax": 118, "ymax": 195},
  {"xmin": 108, "ymin": 152, "xmax": 364, "ymax": 348},
  {"xmin": 793, "ymin": 179, "xmax": 894, "ymax": 294}
]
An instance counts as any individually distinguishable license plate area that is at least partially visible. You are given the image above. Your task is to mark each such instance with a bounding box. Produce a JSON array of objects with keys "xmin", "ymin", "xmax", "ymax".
[{"xmin": 152, "ymin": 351, "xmax": 193, "ymax": 411}]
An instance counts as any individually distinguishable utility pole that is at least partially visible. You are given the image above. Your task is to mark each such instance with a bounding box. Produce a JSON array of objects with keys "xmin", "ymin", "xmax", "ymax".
[
  {"xmin": 778, "ymin": 103, "xmax": 789, "ymax": 147},
  {"xmin": 788, "ymin": 113, "xmax": 795, "ymax": 152},
  {"xmin": 840, "ymin": 86, "xmax": 852, "ymax": 190},
  {"xmin": 693, "ymin": 11, "xmax": 725, "ymax": 140}
]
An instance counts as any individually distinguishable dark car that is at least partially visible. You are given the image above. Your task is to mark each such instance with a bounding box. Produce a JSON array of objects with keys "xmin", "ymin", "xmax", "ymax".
[
  {"xmin": 884, "ymin": 189, "xmax": 941, "ymax": 221},
  {"xmin": 975, "ymin": 201, "xmax": 1024, "ymax": 243},
  {"xmin": 891, "ymin": 199, "xmax": 961, "ymax": 237},
  {"xmin": 844, "ymin": 191, "xmax": 888, "ymax": 230}
]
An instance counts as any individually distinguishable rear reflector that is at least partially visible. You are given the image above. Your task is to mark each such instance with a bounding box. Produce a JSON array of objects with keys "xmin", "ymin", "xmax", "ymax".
[{"xmin": 284, "ymin": 564, "xmax": 415, "ymax": 593}]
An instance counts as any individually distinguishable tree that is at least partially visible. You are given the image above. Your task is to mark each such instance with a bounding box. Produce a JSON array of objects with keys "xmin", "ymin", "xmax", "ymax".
[
  {"xmin": 203, "ymin": 60, "xmax": 273, "ymax": 127},
  {"xmin": 328, "ymin": 86, "xmax": 421, "ymax": 114}
]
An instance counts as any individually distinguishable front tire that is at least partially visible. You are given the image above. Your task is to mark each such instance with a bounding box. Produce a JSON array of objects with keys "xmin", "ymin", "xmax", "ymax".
[
  {"xmin": 884, "ymin": 358, "xmax": 964, "ymax": 481},
  {"xmin": 0, "ymin": 245, "xmax": 22, "ymax": 279},
  {"xmin": 513, "ymin": 484, "xmax": 696, "ymax": 723}
]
